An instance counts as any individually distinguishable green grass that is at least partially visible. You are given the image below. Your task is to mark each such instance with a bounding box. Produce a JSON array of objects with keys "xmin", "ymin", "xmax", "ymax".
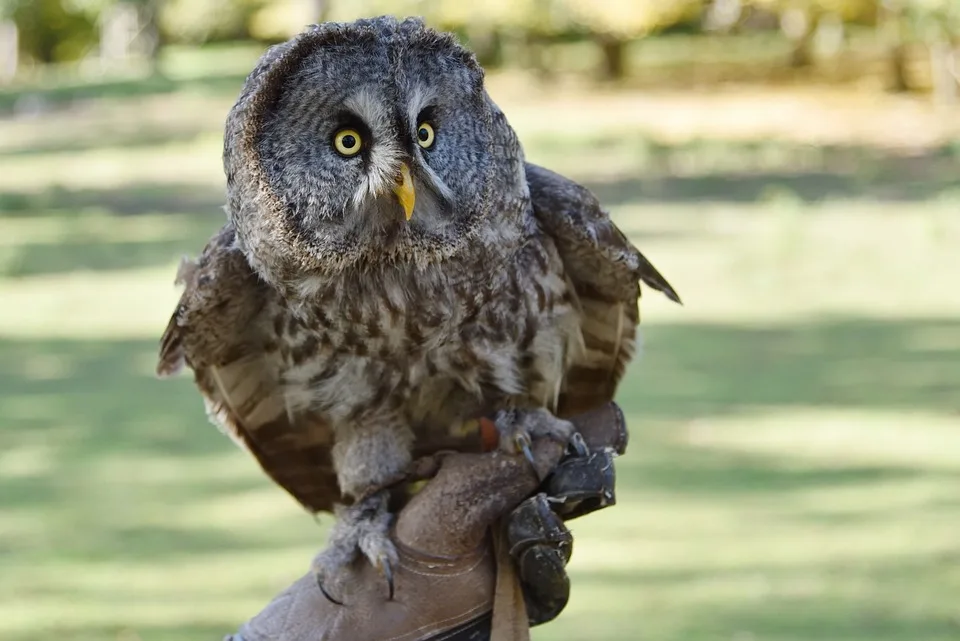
[{"xmin": 1, "ymin": 60, "xmax": 959, "ymax": 641}]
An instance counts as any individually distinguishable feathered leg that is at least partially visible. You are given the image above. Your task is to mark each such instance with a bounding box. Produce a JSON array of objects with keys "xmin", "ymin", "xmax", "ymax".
[
  {"xmin": 312, "ymin": 419, "xmax": 413, "ymax": 603},
  {"xmin": 312, "ymin": 490, "xmax": 398, "ymax": 603}
]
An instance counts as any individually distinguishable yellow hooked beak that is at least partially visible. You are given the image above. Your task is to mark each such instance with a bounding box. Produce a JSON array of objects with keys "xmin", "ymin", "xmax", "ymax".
[{"xmin": 392, "ymin": 164, "xmax": 415, "ymax": 221}]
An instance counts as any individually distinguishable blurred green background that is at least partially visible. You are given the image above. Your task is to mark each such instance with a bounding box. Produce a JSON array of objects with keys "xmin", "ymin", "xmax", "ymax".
[{"xmin": 1, "ymin": 1, "xmax": 959, "ymax": 640}]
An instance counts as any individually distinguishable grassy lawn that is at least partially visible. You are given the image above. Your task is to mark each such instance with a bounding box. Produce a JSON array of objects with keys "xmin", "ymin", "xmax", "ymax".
[{"xmin": 1, "ymin": 56, "xmax": 959, "ymax": 641}]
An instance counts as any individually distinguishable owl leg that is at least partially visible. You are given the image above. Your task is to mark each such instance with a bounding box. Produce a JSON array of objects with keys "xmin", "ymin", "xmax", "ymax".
[
  {"xmin": 311, "ymin": 489, "xmax": 398, "ymax": 604},
  {"xmin": 313, "ymin": 422, "xmax": 412, "ymax": 604},
  {"xmin": 494, "ymin": 408, "xmax": 589, "ymax": 469}
]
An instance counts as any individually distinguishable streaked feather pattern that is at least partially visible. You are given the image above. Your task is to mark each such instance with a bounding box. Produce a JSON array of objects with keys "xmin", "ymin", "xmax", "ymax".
[
  {"xmin": 525, "ymin": 162, "xmax": 680, "ymax": 417},
  {"xmin": 158, "ymin": 225, "xmax": 343, "ymax": 513},
  {"xmin": 157, "ymin": 167, "xmax": 680, "ymax": 514}
]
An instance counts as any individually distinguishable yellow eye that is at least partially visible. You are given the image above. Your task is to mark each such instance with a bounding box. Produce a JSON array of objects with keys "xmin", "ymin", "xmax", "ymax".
[
  {"xmin": 416, "ymin": 122, "xmax": 435, "ymax": 149},
  {"xmin": 334, "ymin": 129, "xmax": 362, "ymax": 156}
]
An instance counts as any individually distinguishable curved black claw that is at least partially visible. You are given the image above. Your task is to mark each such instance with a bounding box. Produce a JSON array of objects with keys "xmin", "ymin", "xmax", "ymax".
[
  {"xmin": 316, "ymin": 576, "xmax": 344, "ymax": 606},
  {"xmin": 544, "ymin": 448, "xmax": 617, "ymax": 521},
  {"xmin": 568, "ymin": 432, "xmax": 589, "ymax": 458},
  {"xmin": 514, "ymin": 432, "xmax": 536, "ymax": 466},
  {"xmin": 382, "ymin": 557, "xmax": 395, "ymax": 601}
]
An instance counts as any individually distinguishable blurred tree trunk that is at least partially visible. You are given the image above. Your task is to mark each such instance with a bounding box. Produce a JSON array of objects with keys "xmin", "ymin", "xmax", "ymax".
[
  {"xmin": 523, "ymin": 32, "xmax": 553, "ymax": 82},
  {"xmin": 310, "ymin": 0, "xmax": 330, "ymax": 23},
  {"xmin": 24, "ymin": 0, "xmax": 57, "ymax": 64},
  {"xmin": 596, "ymin": 33, "xmax": 626, "ymax": 81},
  {"xmin": 886, "ymin": 38, "xmax": 911, "ymax": 92},
  {"xmin": 814, "ymin": 12, "xmax": 845, "ymax": 59},
  {"xmin": 468, "ymin": 26, "xmax": 503, "ymax": 68},
  {"xmin": 100, "ymin": 3, "xmax": 138, "ymax": 69},
  {"xmin": 0, "ymin": 20, "xmax": 16, "ymax": 83},
  {"xmin": 703, "ymin": 0, "xmax": 744, "ymax": 33},
  {"xmin": 880, "ymin": 1, "xmax": 911, "ymax": 92},
  {"xmin": 138, "ymin": 0, "xmax": 162, "ymax": 75},
  {"xmin": 780, "ymin": 7, "xmax": 819, "ymax": 68},
  {"xmin": 929, "ymin": 39, "xmax": 958, "ymax": 105}
]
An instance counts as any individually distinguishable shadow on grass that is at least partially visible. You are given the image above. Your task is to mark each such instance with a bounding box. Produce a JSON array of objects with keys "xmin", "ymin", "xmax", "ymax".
[
  {"xmin": 620, "ymin": 316, "xmax": 960, "ymax": 420},
  {"xmin": 2, "ymin": 315, "xmax": 954, "ymax": 446},
  {"xmin": 0, "ymin": 215, "xmax": 222, "ymax": 278},
  {"xmin": 0, "ymin": 128, "xmax": 211, "ymax": 159},
  {"xmin": 574, "ymin": 142, "xmax": 960, "ymax": 205},
  {"xmin": 1, "ymin": 315, "xmax": 955, "ymax": 466},
  {"xmin": 0, "ymin": 70, "xmax": 249, "ymax": 114},
  {"xmin": 2, "ymin": 315, "xmax": 958, "ymax": 640},
  {"xmin": 2, "ymin": 141, "xmax": 957, "ymax": 230},
  {"xmin": 0, "ymin": 336, "xmax": 321, "ymax": 566},
  {"xmin": 2, "ymin": 314, "xmax": 956, "ymax": 530},
  {"xmin": 686, "ymin": 602, "xmax": 960, "ymax": 641},
  {"xmin": 619, "ymin": 443, "xmax": 936, "ymax": 499},
  {"xmin": 565, "ymin": 570, "xmax": 960, "ymax": 641},
  {"xmin": 0, "ymin": 338, "xmax": 232, "ymax": 456},
  {"xmin": 0, "ymin": 184, "xmax": 225, "ymax": 218}
]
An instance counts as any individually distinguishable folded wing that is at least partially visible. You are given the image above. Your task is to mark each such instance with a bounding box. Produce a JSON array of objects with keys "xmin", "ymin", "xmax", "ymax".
[
  {"xmin": 525, "ymin": 163, "xmax": 680, "ymax": 417},
  {"xmin": 157, "ymin": 224, "xmax": 341, "ymax": 514}
]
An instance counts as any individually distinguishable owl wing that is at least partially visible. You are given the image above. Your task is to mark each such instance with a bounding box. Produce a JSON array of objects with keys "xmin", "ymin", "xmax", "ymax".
[
  {"xmin": 156, "ymin": 224, "xmax": 341, "ymax": 515},
  {"xmin": 525, "ymin": 163, "xmax": 681, "ymax": 418}
]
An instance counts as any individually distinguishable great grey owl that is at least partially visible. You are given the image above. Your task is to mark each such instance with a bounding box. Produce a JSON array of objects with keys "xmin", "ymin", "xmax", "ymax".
[{"xmin": 157, "ymin": 16, "xmax": 680, "ymax": 602}]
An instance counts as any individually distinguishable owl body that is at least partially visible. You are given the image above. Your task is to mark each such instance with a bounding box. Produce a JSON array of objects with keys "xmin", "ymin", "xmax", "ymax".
[
  {"xmin": 273, "ymin": 212, "xmax": 580, "ymax": 498},
  {"xmin": 159, "ymin": 16, "xmax": 680, "ymax": 591}
]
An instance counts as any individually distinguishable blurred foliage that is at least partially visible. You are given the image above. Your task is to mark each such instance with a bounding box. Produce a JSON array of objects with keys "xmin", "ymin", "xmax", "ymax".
[
  {"xmin": 747, "ymin": 0, "xmax": 879, "ymax": 22},
  {"xmin": 6, "ymin": 0, "xmax": 98, "ymax": 63},
  {"xmin": 327, "ymin": 1, "xmax": 571, "ymax": 34},
  {"xmin": 900, "ymin": 0, "xmax": 960, "ymax": 37},
  {"xmin": 158, "ymin": 0, "xmax": 268, "ymax": 44},
  {"xmin": 2, "ymin": 0, "xmax": 958, "ymax": 97},
  {"xmin": 565, "ymin": 0, "xmax": 705, "ymax": 37}
]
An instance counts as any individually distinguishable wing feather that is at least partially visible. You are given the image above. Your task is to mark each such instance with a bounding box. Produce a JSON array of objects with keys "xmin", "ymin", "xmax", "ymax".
[
  {"xmin": 157, "ymin": 224, "xmax": 340, "ymax": 514},
  {"xmin": 526, "ymin": 163, "xmax": 680, "ymax": 417}
]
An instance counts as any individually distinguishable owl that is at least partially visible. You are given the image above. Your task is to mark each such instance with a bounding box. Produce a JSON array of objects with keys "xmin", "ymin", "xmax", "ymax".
[{"xmin": 157, "ymin": 16, "xmax": 680, "ymax": 603}]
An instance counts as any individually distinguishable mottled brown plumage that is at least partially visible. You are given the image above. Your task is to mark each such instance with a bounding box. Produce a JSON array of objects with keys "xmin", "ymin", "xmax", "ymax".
[{"xmin": 157, "ymin": 16, "xmax": 679, "ymax": 600}]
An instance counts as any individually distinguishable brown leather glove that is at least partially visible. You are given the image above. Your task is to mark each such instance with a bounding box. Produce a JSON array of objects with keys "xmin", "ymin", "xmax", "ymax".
[{"xmin": 226, "ymin": 403, "xmax": 627, "ymax": 641}]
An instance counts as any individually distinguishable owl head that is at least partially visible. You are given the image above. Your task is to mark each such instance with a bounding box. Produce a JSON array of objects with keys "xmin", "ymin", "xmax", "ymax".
[{"xmin": 223, "ymin": 16, "xmax": 528, "ymax": 292}]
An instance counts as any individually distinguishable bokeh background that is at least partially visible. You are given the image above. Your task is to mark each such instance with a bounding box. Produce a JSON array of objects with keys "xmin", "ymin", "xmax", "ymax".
[{"xmin": 2, "ymin": 1, "xmax": 959, "ymax": 640}]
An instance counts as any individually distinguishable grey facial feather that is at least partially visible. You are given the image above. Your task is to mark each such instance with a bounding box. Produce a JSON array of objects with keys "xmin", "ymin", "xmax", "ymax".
[{"xmin": 228, "ymin": 16, "xmax": 508, "ymax": 291}]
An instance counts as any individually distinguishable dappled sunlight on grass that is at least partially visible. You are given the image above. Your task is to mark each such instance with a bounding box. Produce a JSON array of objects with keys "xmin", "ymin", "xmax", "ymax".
[
  {"xmin": 1, "ymin": 321, "xmax": 957, "ymax": 639},
  {"xmin": 0, "ymin": 139, "xmax": 225, "ymax": 194},
  {"xmin": 0, "ymin": 266, "xmax": 187, "ymax": 338},
  {"xmin": 683, "ymin": 410, "xmax": 960, "ymax": 471},
  {"xmin": 2, "ymin": 63, "xmax": 959, "ymax": 641},
  {"xmin": 0, "ymin": 212, "xmax": 222, "ymax": 279},
  {"xmin": 544, "ymin": 408, "xmax": 960, "ymax": 641}
]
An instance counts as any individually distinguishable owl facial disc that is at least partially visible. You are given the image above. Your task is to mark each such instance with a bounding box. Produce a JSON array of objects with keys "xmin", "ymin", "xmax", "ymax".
[{"xmin": 224, "ymin": 15, "xmax": 531, "ymax": 284}]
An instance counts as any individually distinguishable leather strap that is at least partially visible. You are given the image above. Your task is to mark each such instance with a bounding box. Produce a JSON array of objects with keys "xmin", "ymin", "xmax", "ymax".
[
  {"xmin": 425, "ymin": 613, "xmax": 492, "ymax": 640},
  {"xmin": 489, "ymin": 522, "xmax": 531, "ymax": 641}
]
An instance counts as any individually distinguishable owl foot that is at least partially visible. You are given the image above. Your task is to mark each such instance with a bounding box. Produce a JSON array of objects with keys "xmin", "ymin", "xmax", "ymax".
[
  {"xmin": 311, "ymin": 490, "xmax": 398, "ymax": 605},
  {"xmin": 494, "ymin": 409, "xmax": 589, "ymax": 472}
]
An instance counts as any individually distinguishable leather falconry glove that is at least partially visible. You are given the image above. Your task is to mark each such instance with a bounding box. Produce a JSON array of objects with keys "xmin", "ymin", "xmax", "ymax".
[{"xmin": 226, "ymin": 402, "xmax": 627, "ymax": 641}]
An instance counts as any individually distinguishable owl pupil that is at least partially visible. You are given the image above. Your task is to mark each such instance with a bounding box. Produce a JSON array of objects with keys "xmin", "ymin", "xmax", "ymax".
[
  {"xmin": 418, "ymin": 128, "xmax": 429, "ymax": 141},
  {"xmin": 342, "ymin": 135, "xmax": 357, "ymax": 149}
]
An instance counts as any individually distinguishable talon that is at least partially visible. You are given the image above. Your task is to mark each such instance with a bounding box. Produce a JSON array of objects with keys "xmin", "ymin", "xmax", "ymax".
[
  {"xmin": 569, "ymin": 432, "xmax": 589, "ymax": 457},
  {"xmin": 381, "ymin": 558, "xmax": 395, "ymax": 601},
  {"xmin": 317, "ymin": 576, "xmax": 344, "ymax": 606},
  {"xmin": 514, "ymin": 433, "xmax": 535, "ymax": 466}
]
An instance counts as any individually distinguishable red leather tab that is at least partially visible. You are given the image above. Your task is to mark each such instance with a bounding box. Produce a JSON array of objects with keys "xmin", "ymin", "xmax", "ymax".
[{"xmin": 479, "ymin": 417, "xmax": 499, "ymax": 452}]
